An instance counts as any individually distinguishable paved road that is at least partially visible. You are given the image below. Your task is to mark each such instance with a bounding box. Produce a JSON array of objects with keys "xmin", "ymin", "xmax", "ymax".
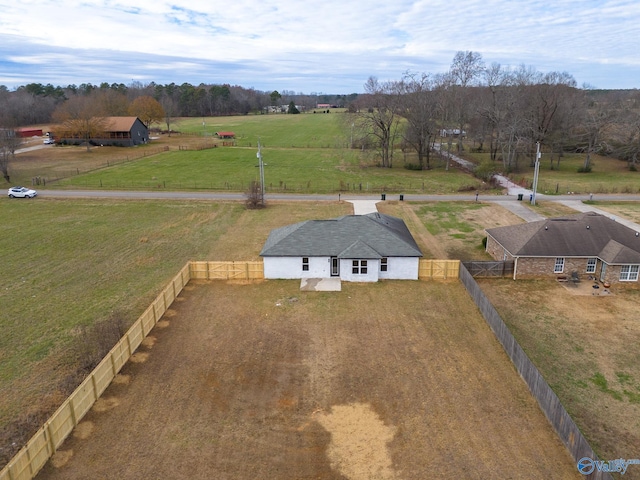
[{"xmin": 31, "ymin": 189, "xmax": 640, "ymax": 226}]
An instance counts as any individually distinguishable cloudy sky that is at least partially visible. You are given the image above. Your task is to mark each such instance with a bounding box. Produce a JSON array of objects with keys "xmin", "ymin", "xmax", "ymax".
[{"xmin": 1, "ymin": 0, "xmax": 639, "ymax": 93}]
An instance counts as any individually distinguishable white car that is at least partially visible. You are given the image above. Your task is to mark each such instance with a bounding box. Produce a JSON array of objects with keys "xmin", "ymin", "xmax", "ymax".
[
  {"xmin": 8, "ymin": 186, "xmax": 37, "ymax": 198},
  {"xmin": 43, "ymin": 138, "xmax": 55, "ymax": 145}
]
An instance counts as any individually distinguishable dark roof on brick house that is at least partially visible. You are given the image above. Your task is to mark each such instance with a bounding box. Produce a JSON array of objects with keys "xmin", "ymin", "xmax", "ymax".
[{"xmin": 486, "ymin": 212, "xmax": 640, "ymax": 264}]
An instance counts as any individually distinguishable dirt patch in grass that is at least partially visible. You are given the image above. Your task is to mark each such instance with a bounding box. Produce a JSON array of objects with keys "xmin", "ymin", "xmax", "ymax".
[
  {"xmin": 380, "ymin": 201, "xmax": 523, "ymax": 259},
  {"xmin": 37, "ymin": 280, "xmax": 579, "ymax": 479},
  {"xmin": 478, "ymin": 278, "xmax": 640, "ymax": 478}
]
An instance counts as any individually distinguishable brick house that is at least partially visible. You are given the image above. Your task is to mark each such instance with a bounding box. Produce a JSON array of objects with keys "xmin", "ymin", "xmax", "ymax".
[{"xmin": 485, "ymin": 212, "xmax": 640, "ymax": 284}]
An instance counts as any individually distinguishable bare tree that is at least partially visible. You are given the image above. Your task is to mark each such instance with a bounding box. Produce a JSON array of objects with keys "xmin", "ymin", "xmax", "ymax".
[
  {"xmin": 576, "ymin": 107, "xmax": 614, "ymax": 171},
  {"xmin": 609, "ymin": 109, "xmax": 640, "ymax": 170},
  {"xmin": 0, "ymin": 128, "xmax": 22, "ymax": 183},
  {"xmin": 352, "ymin": 77, "xmax": 402, "ymax": 168},
  {"xmin": 448, "ymin": 51, "xmax": 485, "ymax": 152},
  {"xmin": 398, "ymin": 72, "xmax": 438, "ymax": 169},
  {"xmin": 245, "ymin": 181, "xmax": 265, "ymax": 209},
  {"xmin": 52, "ymin": 95, "xmax": 108, "ymax": 152}
]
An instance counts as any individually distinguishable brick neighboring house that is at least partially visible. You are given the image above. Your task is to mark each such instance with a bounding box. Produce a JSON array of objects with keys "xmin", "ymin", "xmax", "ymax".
[
  {"xmin": 485, "ymin": 212, "xmax": 640, "ymax": 284},
  {"xmin": 59, "ymin": 116, "xmax": 148, "ymax": 146}
]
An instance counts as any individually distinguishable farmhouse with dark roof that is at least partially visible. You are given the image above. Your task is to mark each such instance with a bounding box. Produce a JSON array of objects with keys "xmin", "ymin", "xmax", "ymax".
[
  {"xmin": 485, "ymin": 212, "xmax": 640, "ymax": 284},
  {"xmin": 260, "ymin": 213, "xmax": 423, "ymax": 282},
  {"xmin": 58, "ymin": 116, "xmax": 149, "ymax": 146}
]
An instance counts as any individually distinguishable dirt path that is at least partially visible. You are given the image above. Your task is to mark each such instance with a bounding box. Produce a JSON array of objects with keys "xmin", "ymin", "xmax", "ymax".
[
  {"xmin": 386, "ymin": 202, "xmax": 448, "ymax": 258},
  {"xmin": 37, "ymin": 281, "xmax": 580, "ymax": 480}
]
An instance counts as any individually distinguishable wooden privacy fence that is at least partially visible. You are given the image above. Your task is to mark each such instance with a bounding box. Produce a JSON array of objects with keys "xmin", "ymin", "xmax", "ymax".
[
  {"xmin": 190, "ymin": 261, "xmax": 264, "ymax": 280},
  {"xmin": 458, "ymin": 263, "xmax": 612, "ymax": 480},
  {"xmin": 418, "ymin": 259, "xmax": 460, "ymax": 280},
  {"xmin": 0, "ymin": 264, "xmax": 191, "ymax": 480},
  {"xmin": 462, "ymin": 260, "xmax": 514, "ymax": 278}
]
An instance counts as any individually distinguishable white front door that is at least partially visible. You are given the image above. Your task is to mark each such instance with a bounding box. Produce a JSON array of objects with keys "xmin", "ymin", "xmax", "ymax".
[{"xmin": 600, "ymin": 263, "xmax": 607, "ymax": 282}]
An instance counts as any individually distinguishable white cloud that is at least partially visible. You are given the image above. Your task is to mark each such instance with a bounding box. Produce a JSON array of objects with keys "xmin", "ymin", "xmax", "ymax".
[{"xmin": 0, "ymin": 0, "xmax": 639, "ymax": 91}]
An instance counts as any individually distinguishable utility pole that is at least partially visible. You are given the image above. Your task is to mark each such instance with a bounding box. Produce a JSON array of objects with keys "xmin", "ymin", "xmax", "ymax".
[
  {"xmin": 531, "ymin": 141, "xmax": 542, "ymax": 205},
  {"xmin": 257, "ymin": 138, "xmax": 265, "ymax": 206}
]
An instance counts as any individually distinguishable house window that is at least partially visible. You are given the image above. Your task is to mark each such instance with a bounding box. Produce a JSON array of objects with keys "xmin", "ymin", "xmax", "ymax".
[
  {"xmin": 554, "ymin": 258, "xmax": 565, "ymax": 273},
  {"xmin": 380, "ymin": 258, "xmax": 388, "ymax": 272},
  {"xmin": 620, "ymin": 265, "xmax": 639, "ymax": 282},
  {"xmin": 352, "ymin": 260, "xmax": 368, "ymax": 274},
  {"xmin": 586, "ymin": 258, "xmax": 597, "ymax": 273},
  {"xmin": 302, "ymin": 257, "xmax": 309, "ymax": 271}
]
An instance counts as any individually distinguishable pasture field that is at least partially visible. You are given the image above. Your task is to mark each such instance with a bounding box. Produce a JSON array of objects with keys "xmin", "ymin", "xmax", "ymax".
[
  {"xmin": 0, "ymin": 197, "xmax": 351, "ymax": 465},
  {"xmin": 10, "ymin": 114, "xmax": 492, "ymax": 194},
  {"xmin": 53, "ymin": 147, "xmax": 477, "ymax": 194},
  {"xmin": 37, "ymin": 280, "xmax": 580, "ymax": 479},
  {"xmin": 463, "ymin": 149, "xmax": 640, "ymax": 195}
]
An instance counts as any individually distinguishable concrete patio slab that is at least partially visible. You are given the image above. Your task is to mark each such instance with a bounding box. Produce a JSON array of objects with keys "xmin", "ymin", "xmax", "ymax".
[{"xmin": 300, "ymin": 278, "xmax": 342, "ymax": 291}]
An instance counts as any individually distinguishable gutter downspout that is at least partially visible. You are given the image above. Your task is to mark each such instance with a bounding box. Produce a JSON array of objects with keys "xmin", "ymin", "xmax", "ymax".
[{"xmin": 513, "ymin": 257, "xmax": 518, "ymax": 281}]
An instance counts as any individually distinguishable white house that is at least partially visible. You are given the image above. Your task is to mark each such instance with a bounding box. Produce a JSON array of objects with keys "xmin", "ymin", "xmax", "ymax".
[{"xmin": 260, "ymin": 213, "xmax": 423, "ymax": 282}]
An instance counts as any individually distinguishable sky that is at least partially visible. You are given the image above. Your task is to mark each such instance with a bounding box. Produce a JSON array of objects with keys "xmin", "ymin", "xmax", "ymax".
[{"xmin": 1, "ymin": 0, "xmax": 639, "ymax": 94}]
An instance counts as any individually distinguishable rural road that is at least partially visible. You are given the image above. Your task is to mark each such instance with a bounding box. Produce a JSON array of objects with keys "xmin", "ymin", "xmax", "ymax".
[
  {"xmin": 31, "ymin": 189, "xmax": 640, "ymax": 227},
  {"xmin": 33, "ymin": 189, "xmax": 640, "ymax": 203}
]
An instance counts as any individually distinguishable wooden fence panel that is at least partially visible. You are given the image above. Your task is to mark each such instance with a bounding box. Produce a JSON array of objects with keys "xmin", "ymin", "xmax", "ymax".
[
  {"xmin": 418, "ymin": 260, "xmax": 460, "ymax": 280},
  {"xmin": 9, "ymin": 429, "xmax": 49, "ymax": 480},
  {"xmin": 129, "ymin": 318, "xmax": 147, "ymax": 353},
  {"xmin": 163, "ymin": 283, "xmax": 176, "ymax": 307},
  {"xmin": 462, "ymin": 261, "xmax": 514, "ymax": 278},
  {"xmin": 189, "ymin": 261, "xmax": 208, "ymax": 279},
  {"xmin": 109, "ymin": 336, "xmax": 131, "ymax": 377},
  {"xmin": 70, "ymin": 376, "xmax": 98, "ymax": 424},
  {"xmin": 46, "ymin": 402, "xmax": 75, "ymax": 452},
  {"xmin": 140, "ymin": 305, "xmax": 156, "ymax": 337},
  {"xmin": 92, "ymin": 356, "xmax": 117, "ymax": 399},
  {"xmin": 153, "ymin": 296, "xmax": 167, "ymax": 323},
  {"xmin": 188, "ymin": 261, "xmax": 264, "ymax": 280}
]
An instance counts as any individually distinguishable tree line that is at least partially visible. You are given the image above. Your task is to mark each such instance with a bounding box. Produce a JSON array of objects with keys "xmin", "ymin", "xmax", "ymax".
[
  {"xmin": 350, "ymin": 51, "xmax": 640, "ymax": 174},
  {"xmin": 0, "ymin": 81, "xmax": 356, "ymax": 128}
]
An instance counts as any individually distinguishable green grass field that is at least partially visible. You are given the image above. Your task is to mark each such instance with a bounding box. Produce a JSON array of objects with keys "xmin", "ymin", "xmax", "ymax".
[
  {"xmin": 463, "ymin": 149, "xmax": 640, "ymax": 195},
  {"xmin": 0, "ymin": 197, "xmax": 352, "ymax": 458},
  {"xmin": 12, "ymin": 113, "xmax": 492, "ymax": 194},
  {"xmin": 185, "ymin": 111, "xmax": 351, "ymax": 148},
  {"xmin": 54, "ymin": 146, "xmax": 484, "ymax": 194}
]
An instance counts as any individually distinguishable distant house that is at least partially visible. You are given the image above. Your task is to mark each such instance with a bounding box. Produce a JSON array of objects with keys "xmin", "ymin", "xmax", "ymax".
[
  {"xmin": 260, "ymin": 213, "xmax": 423, "ymax": 282},
  {"xmin": 215, "ymin": 131, "xmax": 235, "ymax": 139},
  {"xmin": 59, "ymin": 117, "xmax": 148, "ymax": 147},
  {"xmin": 440, "ymin": 129, "xmax": 466, "ymax": 137},
  {"xmin": 485, "ymin": 212, "xmax": 640, "ymax": 284}
]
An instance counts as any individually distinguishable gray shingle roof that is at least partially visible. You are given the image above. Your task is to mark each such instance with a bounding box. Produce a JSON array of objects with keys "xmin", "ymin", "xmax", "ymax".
[
  {"xmin": 486, "ymin": 212, "xmax": 640, "ymax": 264},
  {"xmin": 260, "ymin": 213, "xmax": 423, "ymax": 258}
]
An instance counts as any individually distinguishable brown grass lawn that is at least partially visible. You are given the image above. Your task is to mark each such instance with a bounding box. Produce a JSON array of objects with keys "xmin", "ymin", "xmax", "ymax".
[
  {"xmin": 478, "ymin": 278, "xmax": 640, "ymax": 479},
  {"xmin": 37, "ymin": 280, "xmax": 580, "ymax": 480}
]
